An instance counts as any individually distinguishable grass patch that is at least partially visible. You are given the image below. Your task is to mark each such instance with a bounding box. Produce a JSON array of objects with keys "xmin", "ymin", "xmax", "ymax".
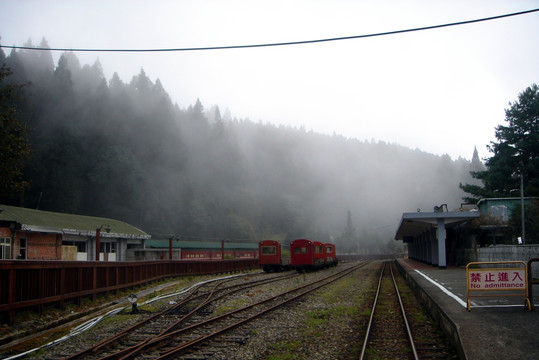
[
  {"xmin": 359, "ymin": 308, "xmax": 372, "ymax": 316},
  {"xmin": 304, "ymin": 308, "xmax": 331, "ymax": 328},
  {"xmin": 414, "ymin": 310, "xmax": 427, "ymax": 323},
  {"xmin": 214, "ymin": 297, "xmax": 251, "ymax": 315},
  {"xmin": 267, "ymin": 339, "xmax": 304, "ymax": 360}
]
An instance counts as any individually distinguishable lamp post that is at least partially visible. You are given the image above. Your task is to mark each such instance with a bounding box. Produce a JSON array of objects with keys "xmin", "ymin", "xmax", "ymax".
[
  {"xmin": 510, "ymin": 145, "xmax": 526, "ymax": 245},
  {"xmin": 96, "ymin": 224, "xmax": 111, "ymax": 261}
]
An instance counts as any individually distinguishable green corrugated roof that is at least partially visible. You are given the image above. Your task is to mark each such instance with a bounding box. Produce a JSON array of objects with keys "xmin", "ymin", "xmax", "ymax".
[
  {"xmin": 145, "ymin": 239, "xmax": 258, "ymax": 250},
  {"xmin": 0, "ymin": 204, "xmax": 149, "ymax": 239}
]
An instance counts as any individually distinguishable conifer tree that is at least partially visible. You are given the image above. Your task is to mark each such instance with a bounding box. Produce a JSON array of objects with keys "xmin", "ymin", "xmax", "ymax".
[
  {"xmin": 460, "ymin": 84, "xmax": 539, "ymax": 203},
  {"xmin": 0, "ymin": 65, "xmax": 31, "ymax": 203}
]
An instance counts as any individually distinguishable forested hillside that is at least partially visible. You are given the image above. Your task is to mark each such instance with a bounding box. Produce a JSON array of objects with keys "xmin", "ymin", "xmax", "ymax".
[{"xmin": 0, "ymin": 40, "xmax": 481, "ymax": 252}]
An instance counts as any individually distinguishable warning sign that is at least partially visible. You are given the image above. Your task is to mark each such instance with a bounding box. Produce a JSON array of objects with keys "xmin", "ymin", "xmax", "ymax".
[
  {"xmin": 468, "ymin": 269, "xmax": 526, "ymax": 290},
  {"xmin": 466, "ymin": 261, "xmax": 530, "ymax": 311}
]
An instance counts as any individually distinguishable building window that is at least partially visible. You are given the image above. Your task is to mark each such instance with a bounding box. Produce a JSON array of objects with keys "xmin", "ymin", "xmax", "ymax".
[
  {"xmin": 19, "ymin": 238, "xmax": 27, "ymax": 259},
  {"xmin": 1, "ymin": 237, "xmax": 12, "ymax": 259},
  {"xmin": 63, "ymin": 241, "xmax": 87, "ymax": 253},
  {"xmin": 100, "ymin": 242, "xmax": 116, "ymax": 253},
  {"xmin": 76, "ymin": 242, "xmax": 86, "ymax": 253},
  {"xmin": 489, "ymin": 205, "xmax": 508, "ymax": 222}
]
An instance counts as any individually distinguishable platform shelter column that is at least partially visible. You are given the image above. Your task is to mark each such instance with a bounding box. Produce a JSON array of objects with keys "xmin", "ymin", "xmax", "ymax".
[
  {"xmin": 437, "ymin": 218, "xmax": 447, "ymax": 268},
  {"xmin": 422, "ymin": 233, "xmax": 429, "ymax": 263},
  {"xmin": 431, "ymin": 229, "xmax": 438, "ymax": 266}
]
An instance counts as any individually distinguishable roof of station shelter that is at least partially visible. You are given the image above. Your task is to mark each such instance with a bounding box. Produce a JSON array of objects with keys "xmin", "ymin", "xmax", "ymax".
[
  {"xmin": 0, "ymin": 204, "xmax": 150, "ymax": 240},
  {"xmin": 394, "ymin": 210, "xmax": 480, "ymax": 242}
]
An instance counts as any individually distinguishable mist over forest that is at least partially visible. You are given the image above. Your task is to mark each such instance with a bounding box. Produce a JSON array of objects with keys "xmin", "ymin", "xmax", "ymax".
[{"xmin": 1, "ymin": 39, "xmax": 484, "ymax": 253}]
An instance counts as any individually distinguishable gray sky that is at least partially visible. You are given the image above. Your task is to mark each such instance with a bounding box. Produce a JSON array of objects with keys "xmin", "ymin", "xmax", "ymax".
[{"xmin": 1, "ymin": 0, "xmax": 538, "ymax": 160}]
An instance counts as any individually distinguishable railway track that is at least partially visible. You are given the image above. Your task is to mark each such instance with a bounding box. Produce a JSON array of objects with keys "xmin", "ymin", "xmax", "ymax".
[
  {"xmin": 359, "ymin": 261, "xmax": 456, "ymax": 360},
  {"xmin": 52, "ymin": 272, "xmax": 297, "ymax": 360},
  {"xmin": 43, "ymin": 263, "xmax": 365, "ymax": 360}
]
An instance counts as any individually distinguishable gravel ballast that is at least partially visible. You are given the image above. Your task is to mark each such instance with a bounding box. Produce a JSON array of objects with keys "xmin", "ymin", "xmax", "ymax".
[{"xmin": 1, "ymin": 262, "xmax": 456, "ymax": 359}]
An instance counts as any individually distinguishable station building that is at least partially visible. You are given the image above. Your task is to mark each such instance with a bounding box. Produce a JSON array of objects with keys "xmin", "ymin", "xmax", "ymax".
[{"xmin": 0, "ymin": 204, "xmax": 150, "ymax": 261}]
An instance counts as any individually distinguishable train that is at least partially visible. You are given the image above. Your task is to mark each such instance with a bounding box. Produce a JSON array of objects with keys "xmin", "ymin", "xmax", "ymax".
[{"xmin": 259, "ymin": 239, "xmax": 338, "ymax": 272}]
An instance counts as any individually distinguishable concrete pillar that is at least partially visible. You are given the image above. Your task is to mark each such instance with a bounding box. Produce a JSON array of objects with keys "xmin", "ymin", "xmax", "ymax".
[
  {"xmin": 414, "ymin": 236, "xmax": 421, "ymax": 260},
  {"xmin": 431, "ymin": 229, "xmax": 438, "ymax": 266},
  {"xmin": 437, "ymin": 218, "xmax": 447, "ymax": 268},
  {"xmin": 424, "ymin": 233, "xmax": 430, "ymax": 263},
  {"xmin": 418, "ymin": 240, "xmax": 421, "ymax": 261},
  {"xmin": 117, "ymin": 239, "xmax": 126, "ymax": 262},
  {"xmin": 418, "ymin": 234, "xmax": 423, "ymax": 262},
  {"xmin": 421, "ymin": 234, "xmax": 426, "ymax": 262},
  {"xmin": 89, "ymin": 238, "xmax": 96, "ymax": 261}
]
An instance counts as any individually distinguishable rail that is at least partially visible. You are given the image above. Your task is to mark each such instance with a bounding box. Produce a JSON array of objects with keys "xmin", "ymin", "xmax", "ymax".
[
  {"xmin": 0, "ymin": 259, "xmax": 259, "ymax": 324},
  {"xmin": 360, "ymin": 262, "xmax": 419, "ymax": 360}
]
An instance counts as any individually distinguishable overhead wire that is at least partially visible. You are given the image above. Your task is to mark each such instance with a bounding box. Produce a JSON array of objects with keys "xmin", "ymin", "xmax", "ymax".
[{"xmin": 1, "ymin": 8, "xmax": 538, "ymax": 53}]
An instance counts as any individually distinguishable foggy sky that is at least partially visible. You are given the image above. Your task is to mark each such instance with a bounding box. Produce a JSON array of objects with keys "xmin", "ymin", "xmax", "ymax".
[{"xmin": 1, "ymin": 0, "xmax": 538, "ymax": 161}]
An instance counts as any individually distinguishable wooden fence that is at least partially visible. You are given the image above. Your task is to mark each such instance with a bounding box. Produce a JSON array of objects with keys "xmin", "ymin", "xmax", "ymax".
[{"xmin": 0, "ymin": 259, "xmax": 259, "ymax": 323}]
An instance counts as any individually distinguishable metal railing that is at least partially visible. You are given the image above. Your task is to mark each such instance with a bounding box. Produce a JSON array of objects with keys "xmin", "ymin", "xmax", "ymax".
[{"xmin": 0, "ymin": 259, "xmax": 258, "ymax": 323}]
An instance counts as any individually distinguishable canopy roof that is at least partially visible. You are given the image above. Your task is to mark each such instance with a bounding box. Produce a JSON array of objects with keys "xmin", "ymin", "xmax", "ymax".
[{"xmin": 394, "ymin": 211, "xmax": 480, "ymax": 241}]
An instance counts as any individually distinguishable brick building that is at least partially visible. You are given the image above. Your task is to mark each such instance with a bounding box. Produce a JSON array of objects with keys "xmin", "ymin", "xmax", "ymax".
[{"xmin": 0, "ymin": 205, "xmax": 150, "ymax": 261}]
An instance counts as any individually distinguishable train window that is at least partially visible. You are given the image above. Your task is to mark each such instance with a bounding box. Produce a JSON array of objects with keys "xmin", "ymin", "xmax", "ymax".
[
  {"xmin": 314, "ymin": 245, "xmax": 322, "ymax": 254},
  {"xmin": 325, "ymin": 246, "xmax": 333, "ymax": 252},
  {"xmin": 261, "ymin": 246, "xmax": 276, "ymax": 255},
  {"xmin": 294, "ymin": 246, "xmax": 308, "ymax": 254}
]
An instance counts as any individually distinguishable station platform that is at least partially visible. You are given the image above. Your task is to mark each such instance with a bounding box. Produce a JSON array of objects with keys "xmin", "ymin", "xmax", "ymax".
[{"xmin": 396, "ymin": 258, "xmax": 539, "ymax": 360}]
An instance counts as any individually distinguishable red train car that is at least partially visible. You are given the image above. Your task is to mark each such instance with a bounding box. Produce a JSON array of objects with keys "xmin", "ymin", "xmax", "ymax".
[
  {"xmin": 258, "ymin": 240, "xmax": 291, "ymax": 272},
  {"xmin": 290, "ymin": 238, "xmax": 313, "ymax": 272},
  {"xmin": 291, "ymin": 239, "xmax": 327, "ymax": 272},
  {"xmin": 312, "ymin": 241, "xmax": 325, "ymax": 267},
  {"xmin": 324, "ymin": 243, "xmax": 338, "ymax": 267}
]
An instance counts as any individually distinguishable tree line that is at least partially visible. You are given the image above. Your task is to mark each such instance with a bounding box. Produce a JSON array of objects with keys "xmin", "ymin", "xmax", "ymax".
[{"xmin": 3, "ymin": 38, "xmax": 521, "ymax": 250}]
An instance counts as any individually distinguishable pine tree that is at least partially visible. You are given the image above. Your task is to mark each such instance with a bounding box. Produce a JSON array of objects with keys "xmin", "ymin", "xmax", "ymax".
[
  {"xmin": 0, "ymin": 65, "xmax": 31, "ymax": 203},
  {"xmin": 460, "ymin": 84, "xmax": 539, "ymax": 202}
]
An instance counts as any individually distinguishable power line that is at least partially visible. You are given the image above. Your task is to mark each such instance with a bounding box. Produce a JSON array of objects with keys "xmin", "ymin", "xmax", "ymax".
[{"xmin": 1, "ymin": 8, "xmax": 538, "ymax": 53}]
